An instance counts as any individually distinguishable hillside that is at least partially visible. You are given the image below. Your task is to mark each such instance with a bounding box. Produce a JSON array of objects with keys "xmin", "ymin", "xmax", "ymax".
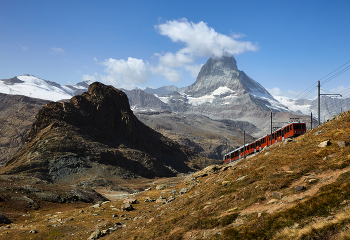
[
  {"xmin": 0, "ymin": 109, "xmax": 349, "ymax": 239},
  {"xmin": 1, "ymin": 82, "xmax": 202, "ymax": 186},
  {"xmin": 136, "ymin": 112, "xmax": 256, "ymax": 160},
  {"xmin": 0, "ymin": 93, "xmax": 49, "ymax": 167}
]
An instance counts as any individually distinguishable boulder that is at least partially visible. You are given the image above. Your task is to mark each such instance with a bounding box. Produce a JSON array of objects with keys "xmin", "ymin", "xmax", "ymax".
[
  {"xmin": 318, "ymin": 140, "xmax": 331, "ymax": 148},
  {"xmin": 121, "ymin": 203, "xmax": 134, "ymax": 211},
  {"xmin": 271, "ymin": 191, "xmax": 283, "ymax": 199},
  {"xmin": 0, "ymin": 213, "xmax": 12, "ymax": 224},
  {"xmin": 123, "ymin": 198, "xmax": 138, "ymax": 204},
  {"xmin": 295, "ymin": 185, "xmax": 306, "ymax": 192},
  {"xmin": 156, "ymin": 184, "xmax": 169, "ymax": 190},
  {"xmin": 337, "ymin": 141, "xmax": 349, "ymax": 148}
]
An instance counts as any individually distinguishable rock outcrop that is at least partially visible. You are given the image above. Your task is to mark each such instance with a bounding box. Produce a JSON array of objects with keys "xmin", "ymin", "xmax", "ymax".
[
  {"xmin": 1, "ymin": 82, "xmax": 200, "ymax": 186},
  {"xmin": 0, "ymin": 93, "xmax": 49, "ymax": 167}
]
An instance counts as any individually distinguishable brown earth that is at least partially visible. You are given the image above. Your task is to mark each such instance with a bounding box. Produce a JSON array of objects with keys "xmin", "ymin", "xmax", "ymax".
[{"xmin": 0, "ymin": 110, "xmax": 349, "ymax": 239}]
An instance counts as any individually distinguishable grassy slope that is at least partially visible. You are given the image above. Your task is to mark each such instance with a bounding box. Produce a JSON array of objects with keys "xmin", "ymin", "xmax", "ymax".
[{"xmin": 0, "ymin": 110, "xmax": 349, "ymax": 240}]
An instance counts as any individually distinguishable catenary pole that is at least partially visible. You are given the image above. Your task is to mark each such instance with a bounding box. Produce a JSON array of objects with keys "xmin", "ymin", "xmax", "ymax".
[
  {"xmin": 244, "ymin": 130, "xmax": 246, "ymax": 159},
  {"xmin": 311, "ymin": 112, "xmax": 313, "ymax": 130},
  {"xmin": 318, "ymin": 81, "xmax": 321, "ymax": 126}
]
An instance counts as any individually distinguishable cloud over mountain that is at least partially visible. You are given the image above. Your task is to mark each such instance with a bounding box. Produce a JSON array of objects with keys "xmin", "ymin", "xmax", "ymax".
[{"xmin": 86, "ymin": 19, "xmax": 259, "ymax": 89}]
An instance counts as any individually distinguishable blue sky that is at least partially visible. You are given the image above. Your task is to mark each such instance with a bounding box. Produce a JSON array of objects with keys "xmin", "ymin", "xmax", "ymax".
[{"xmin": 1, "ymin": 0, "xmax": 350, "ymax": 99}]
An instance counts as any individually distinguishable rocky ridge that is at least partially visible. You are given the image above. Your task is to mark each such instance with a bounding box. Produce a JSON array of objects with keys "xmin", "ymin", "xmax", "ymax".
[
  {"xmin": 1, "ymin": 82, "xmax": 201, "ymax": 186},
  {"xmin": 0, "ymin": 93, "xmax": 49, "ymax": 167}
]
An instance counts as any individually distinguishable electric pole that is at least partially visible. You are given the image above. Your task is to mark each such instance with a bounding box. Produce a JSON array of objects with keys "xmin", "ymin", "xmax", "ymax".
[{"xmin": 318, "ymin": 80, "xmax": 342, "ymax": 126}]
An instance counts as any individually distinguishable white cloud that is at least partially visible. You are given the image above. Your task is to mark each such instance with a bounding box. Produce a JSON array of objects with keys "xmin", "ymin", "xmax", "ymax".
[
  {"xmin": 329, "ymin": 85, "xmax": 350, "ymax": 96},
  {"xmin": 82, "ymin": 74, "xmax": 96, "ymax": 82},
  {"xmin": 152, "ymin": 18, "xmax": 259, "ymax": 81},
  {"xmin": 83, "ymin": 19, "xmax": 259, "ymax": 87},
  {"xmin": 51, "ymin": 47, "xmax": 65, "ymax": 54},
  {"xmin": 184, "ymin": 64, "xmax": 203, "ymax": 78},
  {"xmin": 267, "ymin": 87, "xmax": 303, "ymax": 99},
  {"xmin": 156, "ymin": 18, "xmax": 259, "ymax": 58},
  {"xmin": 99, "ymin": 57, "xmax": 149, "ymax": 89},
  {"xmin": 150, "ymin": 65, "xmax": 182, "ymax": 82},
  {"xmin": 18, "ymin": 43, "xmax": 28, "ymax": 50}
]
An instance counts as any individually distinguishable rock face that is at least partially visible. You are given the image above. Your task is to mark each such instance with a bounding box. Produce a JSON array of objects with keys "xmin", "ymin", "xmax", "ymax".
[
  {"xmin": 124, "ymin": 89, "xmax": 171, "ymax": 113},
  {"xmin": 0, "ymin": 93, "xmax": 49, "ymax": 167},
  {"xmin": 184, "ymin": 55, "xmax": 288, "ymax": 115},
  {"xmin": 1, "ymin": 82, "xmax": 200, "ymax": 186},
  {"xmin": 144, "ymin": 55, "xmax": 310, "ymax": 136}
]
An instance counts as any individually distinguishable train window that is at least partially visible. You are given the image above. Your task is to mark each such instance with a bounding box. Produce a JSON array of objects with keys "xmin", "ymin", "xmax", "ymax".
[
  {"xmin": 294, "ymin": 124, "xmax": 302, "ymax": 129},
  {"xmin": 302, "ymin": 124, "xmax": 306, "ymax": 129}
]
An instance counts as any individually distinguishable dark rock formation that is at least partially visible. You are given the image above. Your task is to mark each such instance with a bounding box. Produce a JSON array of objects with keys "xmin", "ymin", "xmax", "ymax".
[
  {"xmin": 0, "ymin": 93, "xmax": 49, "ymax": 167},
  {"xmin": 1, "ymin": 82, "xmax": 199, "ymax": 186},
  {"xmin": 0, "ymin": 212, "xmax": 12, "ymax": 224}
]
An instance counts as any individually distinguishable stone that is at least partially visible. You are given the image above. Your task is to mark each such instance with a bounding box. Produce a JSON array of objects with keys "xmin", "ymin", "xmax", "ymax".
[
  {"xmin": 171, "ymin": 190, "xmax": 178, "ymax": 195},
  {"xmin": 123, "ymin": 198, "xmax": 138, "ymax": 204},
  {"xmin": 295, "ymin": 185, "xmax": 306, "ymax": 192},
  {"xmin": 91, "ymin": 203, "xmax": 102, "ymax": 208},
  {"xmin": 144, "ymin": 197, "xmax": 155, "ymax": 203},
  {"xmin": 337, "ymin": 141, "xmax": 349, "ymax": 148},
  {"xmin": 121, "ymin": 203, "xmax": 134, "ymax": 211},
  {"xmin": 180, "ymin": 188, "xmax": 189, "ymax": 195},
  {"xmin": 156, "ymin": 195, "xmax": 167, "ymax": 204},
  {"xmin": 314, "ymin": 131, "xmax": 324, "ymax": 136},
  {"xmin": 0, "ymin": 213, "xmax": 12, "ymax": 224},
  {"xmin": 236, "ymin": 175, "xmax": 247, "ymax": 181},
  {"xmin": 308, "ymin": 179, "xmax": 317, "ymax": 183},
  {"xmin": 87, "ymin": 229, "xmax": 104, "ymax": 240},
  {"xmin": 271, "ymin": 191, "xmax": 283, "ymax": 199},
  {"xmin": 167, "ymin": 196, "xmax": 175, "ymax": 203},
  {"xmin": 156, "ymin": 184, "xmax": 169, "ymax": 190},
  {"xmin": 222, "ymin": 181, "xmax": 230, "ymax": 186},
  {"xmin": 318, "ymin": 140, "xmax": 331, "ymax": 148},
  {"xmin": 325, "ymin": 216, "xmax": 335, "ymax": 221},
  {"xmin": 268, "ymin": 199, "xmax": 278, "ymax": 204}
]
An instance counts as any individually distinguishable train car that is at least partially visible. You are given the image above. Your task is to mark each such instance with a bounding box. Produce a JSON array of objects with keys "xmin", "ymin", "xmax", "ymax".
[{"xmin": 224, "ymin": 122, "xmax": 306, "ymax": 164}]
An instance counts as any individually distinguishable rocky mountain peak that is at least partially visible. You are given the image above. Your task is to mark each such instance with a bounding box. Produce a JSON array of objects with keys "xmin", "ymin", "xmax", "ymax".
[
  {"xmin": 185, "ymin": 54, "xmax": 270, "ymax": 99},
  {"xmin": 2, "ymin": 82, "xmax": 200, "ymax": 185},
  {"xmin": 197, "ymin": 55, "xmax": 238, "ymax": 79}
]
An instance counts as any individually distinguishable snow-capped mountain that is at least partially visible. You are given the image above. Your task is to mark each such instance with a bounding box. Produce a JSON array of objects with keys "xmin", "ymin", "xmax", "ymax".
[
  {"xmin": 275, "ymin": 95, "xmax": 350, "ymax": 122},
  {"xmin": 149, "ymin": 55, "xmax": 291, "ymax": 121},
  {"xmin": 0, "ymin": 74, "xmax": 93, "ymax": 101}
]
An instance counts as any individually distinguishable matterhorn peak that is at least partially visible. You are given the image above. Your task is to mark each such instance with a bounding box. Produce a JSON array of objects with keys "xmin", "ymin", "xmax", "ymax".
[{"xmin": 198, "ymin": 55, "xmax": 238, "ymax": 79}]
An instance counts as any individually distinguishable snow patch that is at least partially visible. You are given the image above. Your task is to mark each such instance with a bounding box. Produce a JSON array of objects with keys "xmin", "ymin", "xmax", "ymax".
[
  {"xmin": 274, "ymin": 95, "xmax": 311, "ymax": 114},
  {"xmin": 0, "ymin": 75, "xmax": 91, "ymax": 101},
  {"xmin": 212, "ymin": 86, "xmax": 235, "ymax": 96}
]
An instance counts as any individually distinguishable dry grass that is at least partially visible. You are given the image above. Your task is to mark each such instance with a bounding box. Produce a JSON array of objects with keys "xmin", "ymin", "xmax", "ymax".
[{"xmin": 1, "ymin": 110, "xmax": 350, "ymax": 239}]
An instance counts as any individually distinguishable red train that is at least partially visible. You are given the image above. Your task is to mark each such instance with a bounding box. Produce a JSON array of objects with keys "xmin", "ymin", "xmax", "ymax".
[{"xmin": 224, "ymin": 122, "xmax": 306, "ymax": 163}]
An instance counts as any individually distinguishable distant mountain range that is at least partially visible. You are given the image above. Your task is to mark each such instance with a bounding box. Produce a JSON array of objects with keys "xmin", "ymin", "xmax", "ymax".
[
  {"xmin": 1, "ymin": 56, "xmax": 348, "ymax": 127},
  {"xmin": 0, "ymin": 74, "xmax": 92, "ymax": 101}
]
